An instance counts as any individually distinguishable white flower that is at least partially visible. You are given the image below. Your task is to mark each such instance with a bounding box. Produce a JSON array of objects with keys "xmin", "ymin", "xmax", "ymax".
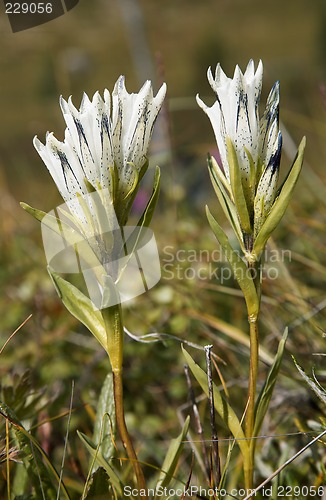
[
  {"xmin": 197, "ymin": 60, "xmax": 282, "ymax": 243},
  {"xmin": 34, "ymin": 77, "xmax": 167, "ymax": 223}
]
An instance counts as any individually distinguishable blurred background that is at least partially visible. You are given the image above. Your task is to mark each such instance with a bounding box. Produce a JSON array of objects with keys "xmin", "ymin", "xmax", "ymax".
[
  {"xmin": 0, "ymin": 0, "xmax": 325, "ymax": 494},
  {"xmin": 1, "ymin": 0, "xmax": 326, "ymax": 203}
]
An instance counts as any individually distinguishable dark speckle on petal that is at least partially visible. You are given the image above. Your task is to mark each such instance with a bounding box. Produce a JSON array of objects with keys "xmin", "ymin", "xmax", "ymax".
[{"xmin": 56, "ymin": 149, "xmax": 85, "ymax": 194}]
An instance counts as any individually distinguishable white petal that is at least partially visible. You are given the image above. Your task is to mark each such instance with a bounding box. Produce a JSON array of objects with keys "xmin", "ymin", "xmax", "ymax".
[
  {"xmin": 60, "ymin": 94, "xmax": 100, "ymax": 187},
  {"xmin": 111, "ymin": 77, "xmax": 166, "ymax": 194},
  {"xmin": 198, "ymin": 60, "xmax": 265, "ymax": 184},
  {"xmin": 254, "ymin": 131, "xmax": 282, "ymax": 235},
  {"xmin": 196, "ymin": 94, "xmax": 229, "ymax": 179},
  {"xmin": 34, "ymin": 133, "xmax": 87, "ymax": 203},
  {"xmin": 259, "ymin": 81, "xmax": 280, "ymax": 166}
]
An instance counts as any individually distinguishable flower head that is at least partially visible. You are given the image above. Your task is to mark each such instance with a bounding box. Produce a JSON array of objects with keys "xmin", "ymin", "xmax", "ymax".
[
  {"xmin": 34, "ymin": 77, "xmax": 166, "ymax": 225},
  {"xmin": 197, "ymin": 60, "xmax": 284, "ymax": 258},
  {"xmin": 29, "ymin": 77, "xmax": 166, "ymax": 305}
]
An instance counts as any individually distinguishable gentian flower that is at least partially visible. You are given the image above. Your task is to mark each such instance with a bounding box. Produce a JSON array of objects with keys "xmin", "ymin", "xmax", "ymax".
[
  {"xmin": 197, "ymin": 60, "xmax": 304, "ymax": 262},
  {"xmin": 34, "ymin": 77, "xmax": 166, "ymax": 227},
  {"xmin": 27, "ymin": 77, "xmax": 166, "ymax": 306}
]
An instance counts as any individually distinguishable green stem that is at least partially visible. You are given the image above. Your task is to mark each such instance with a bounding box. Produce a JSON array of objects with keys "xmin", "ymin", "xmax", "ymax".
[
  {"xmin": 102, "ymin": 304, "xmax": 147, "ymax": 499},
  {"xmin": 244, "ymin": 317, "xmax": 259, "ymax": 489},
  {"xmin": 245, "ymin": 318, "xmax": 259, "ymax": 442},
  {"xmin": 112, "ymin": 369, "xmax": 147, "ymax": 498},
  {"xmin": 244, "ymin": 258, "xmax": 262, "ymax": 489}
]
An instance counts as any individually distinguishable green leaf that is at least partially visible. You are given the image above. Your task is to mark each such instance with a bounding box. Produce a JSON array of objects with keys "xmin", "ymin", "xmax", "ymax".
[
  {"xmin": 182, "ymin": 346, "xmax": 249, "ymax": 460},
  {"xmin": 21, "ymin": 202, "xmax": 105, "ymax": 276},
  {"xmin": 0, "ymin": 401, "xmax": 69, "ymax": 500},
  {"xmin": 253, "ymin": 137, "xmax": 306, "ymax": 258},
  {"xmin": 20, "ymin": 203, "xmax": 78, "ymax": 242},
  {"xmin": 47, "ymin": 267, "xmax": 108, "ymax": 353},
  {"xmin": 116, "ymin": 159, "xmax": 149, "ymax": 225},
  {"xmin": 93, "ymin": 373, "xmax": 116, "ymax": 467},
  {"xmin": 227, "ymin": 138, "xmax": 252, "ymax": 234},
  {"xmin": 156, "ymin": 416, "xmax": 190, "ymax": 490},
  {"xmin": 20, "ymin": 202, "xmax": 50, "ymax": 222},
  {"xmin": 78, "ymin": 431, "xmax": 123, "ymax": 496},
  {"xmin": 206, "ymin": 207, "xmax": 259, "ymax": 318},
  {"xmin": 120, "ymin": 166, "xmax": 161, "ymax": 261},
  {"xmin": 208, "ymin": 156, "xmax": 244, "ymax": 249},
  {"xmin": 101, "ymin": 299, "xmax": 124, "ymax": 371},
  {"xmin": 293, "ymin": 358, "xmax": 326, "ymax": 404},
  {"xmin": 253, "ymin": 328, "xmax": 288, "ymax": 438},
  {"xmin": 136, "ymin": 166, "xmax": 161, "ymax": 229},
  {"xmin": 84, "ymin": 467, "xmax": 113, "ymax": 499}
]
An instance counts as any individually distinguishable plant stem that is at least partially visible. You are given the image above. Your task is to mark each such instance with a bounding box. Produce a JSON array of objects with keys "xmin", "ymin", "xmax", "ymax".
[
  {"xmin": 245, "ymin": 318, "xmax": 259, "ymax": 442},
  {"xmin": 244, "ymin": 259, "xmax": 261, "ymax": 489},
  {"xmin": 112, "ymin": 369, "xmax": 147, "ymax": 498},
  {"xmin": 244, "ymin": 317, "xmax": 259, "ymax": 489},
  {"xmin": 102, "ymin": 303, "xmax": 147, "ymax": 498}
]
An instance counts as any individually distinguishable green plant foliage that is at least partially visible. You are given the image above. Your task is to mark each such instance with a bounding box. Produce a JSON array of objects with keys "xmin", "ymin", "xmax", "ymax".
[
  {"xmin": 155, "ymin": 415, "xmax": 190, "ymax": 490},
  {"xmin": 253, "ymin": 328, "xmax": 288, "ymax": 438},
  {"xmin": 227, "ymin": 138, "xmax": 252, "ymax": 234},
  {"xmin": 253, "ymin": 137, "xmax": 306, "ymax": 259},
  {"xmin": 0, "ymin": 401, "xmax": 69, "ymax": 499},
  {"xmin": 93, "ymin": 373, "xmax": 116, "ymax": 467},
  {"xmin": 0, "ymin": 371, "xmax": 45, "ymax": 421},
  {"xmin": 293, "ymin": 357, "xmax": 326, "ymax": 404},
  {"xmin": 47, "ymin": 268, "xmax": 107, "ymax": 352},
  {"xmin": 136, "ymin": 166, "xmax": 161, "ymax": 230},
  {"xmin": 84, "ymin": 467, "xmax": 115, "ymax": 499},
  {"xmin": 206, "ymin": 206, "xmax": 259, "ymax": 318},
  {"xmin": 77, "ymin": 431, "xmax": 123, "ymax": 497},
  {"xmin": 181, "ymin": 346, "xmax": 249, "ymax": 460}
]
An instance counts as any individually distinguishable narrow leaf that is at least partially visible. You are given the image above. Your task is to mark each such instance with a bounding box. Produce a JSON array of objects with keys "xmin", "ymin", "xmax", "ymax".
[
  {"xmin": 293, "ymin": 358, "xmax": 326, "ymax": 404},
  {"xmin": 0, "ymin": 401, "xmax": 69, "ymax": 499},
  {"xmin": 21, "ymin": 202, "xmax": 101, "ymax": 274},
  {"xmin": 227, "ymin": 138, "xmax": 252, "ymax": 233},
  {"xmin": 182, "ymin": 346, "xmax": 250, "ymax": 459},
  {"xmin": 118, "ymin": 167, "xmax": 160, "ymax": 261},
  {"xmin": 93, "ymin": 373, "xmax": 116, "ymax": 466},
  {"xmin": 208, "ymin": 157, "xmax": 244, "ymax": 249},
  {"xmin": 84, "ymin": 467, "xmax": 113, "ymax": 499},
  {"xmin": 206, "ymin": 207, "xmax": 259, "ymax": 318},
  {"xmin": 156, "ymin": 416, "xmax": 190, "ymax": 489},
  {"xmin": 112, "ymin": 167, "xmax": 161, "ymax": 280},
  {"xmin": 253, "ymin": 328, "xmax": 288, "ymax": 438},
  {"xmin": 136, "ymin": 166, "xmax": 161, "ymax": 229},
  {"xmin": 20, "ymin": 202, "xmax": 78, "ymax": 243},
  {"xmin": 48, "ymin": 268, "xmax": 108, "ymax": 353},
  {"xmin": 253, "ymin": 137, "xmax": 305, "ymax": 258},
  {"xmin": 77, "ymin": 431, "xmax": 123, "ymax": 495}
]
